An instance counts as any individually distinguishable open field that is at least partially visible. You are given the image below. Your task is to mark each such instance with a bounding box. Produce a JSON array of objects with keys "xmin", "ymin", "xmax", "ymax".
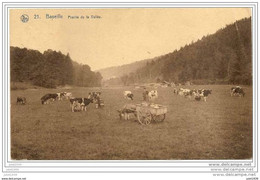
[{"xmin": 11, "ymin": 85, "xmax": 252, "ymax": 160}]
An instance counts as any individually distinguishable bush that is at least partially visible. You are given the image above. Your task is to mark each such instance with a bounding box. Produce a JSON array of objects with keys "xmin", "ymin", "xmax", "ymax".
[{"xmin": 11, "ymin": 82, "xmax": 34, "ymax": 90}]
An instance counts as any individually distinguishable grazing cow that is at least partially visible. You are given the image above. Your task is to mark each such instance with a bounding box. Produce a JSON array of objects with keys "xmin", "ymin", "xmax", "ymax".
[
  {"xmin": 71, "ymin": 101, "xmax": 82, "ymax": 112},
  {"xmin": 178, "ymin": 88, "xmax": 190, "ymax": 96},
  {"xmin": 231, "ymin": 86, "xmax": 245, "ymax": 97},
  {"xmin": 70, "ymin": 97, "xmax": 94, "ymax": 112},
  {"xmin": 90, "ymin": 92, "xmax": 102, "ymax": 102},
  {"xmin": 56, "ymin": 92, "xmax": 66, "ymax": 100},
  {"xmin": 117, "ymin": 104, "xmax": 137, "ymax": 120},
  {"xmin": 81, "ymin": 98, "xmax": 94, "ymax": 111},
  {"xmin": 182, "ymin": 89, "xmax": 191, "ymax": 97},
  {"xmin": 177, "ymin": 88, "xmax": 184, "ymax": 96},
  {"xmin": 69, "ymin": 97, "xmax": 79, "ymax": 105},
  {"xmin": 69, "ymin": 97, "xmax": 82, "ymax": 105},
  {"xmin": 64, "ymin": 92, "xmax": 72, "ymax": 100},
  {"xmin": 124, "ymin": 91, "xmax": 134, "ymax": 100},
  {"xmin": 57, "ymin": 93, "xmax": 61, "ymax": 100},
  {"xmin": 184, "ymin": 89, "xmax": 197, "ymax": 99},
  {"xmin": 41, "ymin": 94, "xmax": 58, "ymax": 104},
  {"xmin": 16, "ymin": 97, "xmax": 26, "ymax": 105},
  {"xmin": 199, "ymin": 89, "xmax": 212, "ymax": 102},
  {"xmin": 94, "ymin": 93, "xmax": 104, "ymax": 108},
  {"xmin": 148, "ymin": 90, "xmax": 158, "ymax": 101},
  {"xmin": 173, "ymin": 88, "xmax": 178, "ymax": 94}
]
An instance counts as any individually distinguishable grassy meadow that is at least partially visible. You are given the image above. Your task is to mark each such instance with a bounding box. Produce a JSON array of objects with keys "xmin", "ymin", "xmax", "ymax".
[{"xmin": 10, "ymin": 85, "xmax": 253, "ymax": 160}]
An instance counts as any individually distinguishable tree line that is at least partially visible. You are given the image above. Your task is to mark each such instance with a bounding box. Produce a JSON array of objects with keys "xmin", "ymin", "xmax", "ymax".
[
  {"xmin": 111, "ymin": 17, "xmax": 252, "ymax": 86},
  {"xmin": 10, "ymin": 47, "xmax": 102, "ymax": 88}
]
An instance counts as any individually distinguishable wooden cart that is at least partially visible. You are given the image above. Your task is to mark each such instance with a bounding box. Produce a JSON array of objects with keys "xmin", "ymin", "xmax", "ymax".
[{"xmin": 135, "ymin": 103, "xmax": 167, "ymax": 125}]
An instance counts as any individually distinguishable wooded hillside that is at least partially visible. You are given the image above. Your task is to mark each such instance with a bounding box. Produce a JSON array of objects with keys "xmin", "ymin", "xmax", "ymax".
[
  {"xmin": 104, "ymin": 17, "xmax": 252, "ymax": 86},
  {"xmin": 10, "ymin": 47, "xmax": 102, "ymax": 88}
]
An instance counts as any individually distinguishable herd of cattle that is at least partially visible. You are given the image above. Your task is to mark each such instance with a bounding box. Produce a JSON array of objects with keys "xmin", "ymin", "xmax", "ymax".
[
  {"xmin": 173, "ymin": 86, "xmax": 245, "ymax": 101},
  {"xmin": 173, "ymin": 88, "xmax": 212, "ymax": 101},
  {"xmin": 16, "ymin": 86, "xmax": 246, "ymax": 112},
  {"xmin": 16, "ymin": 91, "xmax": 103, "ymax": 112},
  {"xmin": 41, "ymin": 91, "xmax": 103, "ymax": 112},
  {"xmin": 123, "ymin": 85, "xmax": 245, "ymax": 102}
]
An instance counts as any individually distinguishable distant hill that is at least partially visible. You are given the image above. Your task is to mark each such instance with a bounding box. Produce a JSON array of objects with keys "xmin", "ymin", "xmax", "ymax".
[
  {"xmin": 102, "ymin": 17, "xmax": 252, "ymax": 86},
  {"xmin": 96, "ymin": 59, "xmax": 154, "ymax": 80}
]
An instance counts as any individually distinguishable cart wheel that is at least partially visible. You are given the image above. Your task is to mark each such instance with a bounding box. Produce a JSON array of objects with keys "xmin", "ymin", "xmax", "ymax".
[
  {"xmin": 137, "ymin": 109, "xmax": 152, "ymax": 125},
  {"xmin": 162, "ymin": 114, "xmax": 166, "ymax": 120},
  {"xmin": 153, "ymin": 114, "xmax": 166, "ymax": 122}
]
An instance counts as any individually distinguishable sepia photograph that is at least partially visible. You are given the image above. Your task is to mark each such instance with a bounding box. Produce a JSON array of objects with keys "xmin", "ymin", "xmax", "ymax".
[{"xmin": 9, "ymin": 7, "xmax": 253, "ymax": 162}]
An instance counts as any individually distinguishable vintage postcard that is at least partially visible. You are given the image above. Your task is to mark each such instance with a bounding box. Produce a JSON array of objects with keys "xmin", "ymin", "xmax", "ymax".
[{"xmin": 2, "ymin": 2, "xmax": 258, "ymax": 180}]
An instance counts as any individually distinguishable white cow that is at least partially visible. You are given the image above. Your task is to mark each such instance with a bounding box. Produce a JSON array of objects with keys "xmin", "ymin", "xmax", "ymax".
[
  {"xmin": 64, "ymin": 92, "xmax": 72, "ymax": 100},
  {"xmin": 71, "ymin": 100, "xmax": 82, "ymax": 112},
  {"xmin": 178, "ymin": 88, "xmax": 191, "ymax": 97},
  {"xmin": 124, "ymin": 91, "xmax": 134, "ymax": 100},
  {"xmin": 148, "ymin": 90, "xmax": 158, "ymax": 101},
  {"xmin": 177, "ymin": 88, "xmax": 184, "ymax": 96},
  {"xmin": 56, "ymin": 92, "xmax": 67, "ymax": 100}
]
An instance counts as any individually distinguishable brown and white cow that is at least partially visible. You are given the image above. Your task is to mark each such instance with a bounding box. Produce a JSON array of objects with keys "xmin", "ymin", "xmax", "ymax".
[
  {"xmin": 124, "ymin": 91, "xmax": 134, "ymax": 100},
  {"xmin": 17, "ymin": 97, "xmax": 26, "ymax": 105},
  {"xmin": 41, "ymin": 94, "xmax": 58, "ymax": 104},
  {"xmin": 70, "ymin": 97, "xmax": 94, "ymax": 112},
  {"xmin": 197, "ymin": 89, "xmax": 212, "ymax": 102},
  {"xmin": 231, "ymin": 86, "xmax": 245, "ymax": 97},
  {"xmin": 148, "ymin": 90, "xmax": 158, "ymax": 101}
]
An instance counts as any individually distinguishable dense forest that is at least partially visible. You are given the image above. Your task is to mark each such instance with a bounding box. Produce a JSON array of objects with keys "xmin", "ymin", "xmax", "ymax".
[
  {"xmin": 10, "ymin": 47, "xmax": 102, "ymax": 88},
  {"xmin": 105, "ymin": 17, "xmax": 252, "ymax": 86}
]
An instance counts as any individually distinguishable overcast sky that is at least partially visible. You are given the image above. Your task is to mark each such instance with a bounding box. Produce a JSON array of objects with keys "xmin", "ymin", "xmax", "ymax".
[{"xmin": 10, "ymin": 8, "xmax": 251, "ymax": 70}]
